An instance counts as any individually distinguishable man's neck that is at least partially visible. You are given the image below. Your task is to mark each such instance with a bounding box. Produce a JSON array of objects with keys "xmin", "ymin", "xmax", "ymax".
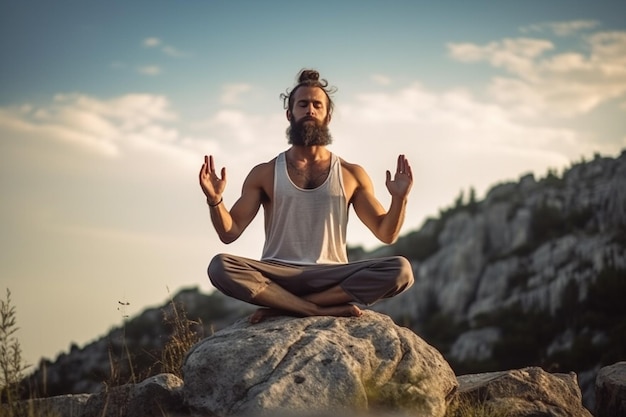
[{"xmin": 287, "ymin": 145, "xmax": 330, "ymax": 164}]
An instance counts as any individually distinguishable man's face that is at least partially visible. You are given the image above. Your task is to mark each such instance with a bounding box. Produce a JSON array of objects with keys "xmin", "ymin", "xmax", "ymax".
[
  {"xmin": 288, "ymin": 86, "xmax": 330, "ymax": 125},
  {"xmin": 286, "ymin": 86, "xmax": 332, "ymax": 146}
]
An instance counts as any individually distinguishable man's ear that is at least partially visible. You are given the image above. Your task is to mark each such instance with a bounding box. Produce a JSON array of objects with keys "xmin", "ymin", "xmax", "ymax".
[
  {"xmin": 326, "ymin": 112, "xmax": 332, "ymax": 124},
  {"xmin": 286, "ymin": 110, "xmax": 292, "ymax": 121}
]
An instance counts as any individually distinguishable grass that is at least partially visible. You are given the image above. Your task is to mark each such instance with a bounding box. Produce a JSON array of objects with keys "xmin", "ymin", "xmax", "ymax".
[
  {"xmin": 0, "ymin": 289, "xmax": 29, "ymax": 417},
  {"xmin": 444, "ymin": 395, "xmax": 509, "ymax": 417},
  {"xmin": 1, "ymin": 287, "xmax": 204, "ymax": 417}
]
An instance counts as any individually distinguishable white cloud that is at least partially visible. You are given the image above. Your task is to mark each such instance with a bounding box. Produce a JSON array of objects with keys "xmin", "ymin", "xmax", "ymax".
[
  {"xmin": 143, "ymin": 37, "xmax": 187, "ymax": 57},
  {"xmin": 520, "ymin": 20, "xmax": 600, "ymax": 36},
  {"xmin": 143, "ymin": 37, "xmax": 161, "ymax": 47},
  {"xmin": 220, "ymin": 83, "xmax": 252, "ymax": 105},
  {"xmin": 137, "ymin": 65, "xmax": 162, "ymax": 76},
  {"xmin": 162, "ymin": 45, "xmax": 187, "ymax": 58},
  {"xmin": 0, "ymin": 93, "xmax": 205, "ymax": 162},
  {"xmin": 448, "ymin": 29, "xmax": 626, "ymax": 118},
  {"xmin": 371, "ymin": 74, "xmax": 392, "ymax": 86},
  {"xmin": 448, "ymin": 38, "xmax": 554, "ymax": 79}
]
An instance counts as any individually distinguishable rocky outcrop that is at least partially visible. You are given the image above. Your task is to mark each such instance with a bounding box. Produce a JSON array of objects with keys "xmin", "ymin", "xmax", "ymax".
[
  {"xmin": 182, "ymin": 311, "xmax": 457, "ymax": 417},
  {"xmin": 456, "ymin": 367, "xmax": 593, "ymax": 417},
  {"xmin": 366, "ymin": 151, "xmax": 626, "ymax": 409},
  {"xmin": 12, "ymin": 314, "xmax": 622, "ymax": 417},
  {"xmin": 595, "ymin": 362, "xmax": 626, "ymax": 417},
  {"xmin": 15, "ymin": 374, "xmax": 186, "ymax": 417},
  {"xmin": 15, "ymin": 363, "xmax": 609, "ymax": 417}
]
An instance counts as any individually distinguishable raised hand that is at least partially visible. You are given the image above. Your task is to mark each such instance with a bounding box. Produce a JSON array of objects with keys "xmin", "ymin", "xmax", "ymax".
[
  {"xmin": 199, "ymin": 155, "xmax": 227, "ymax": 204},
  {"xmin": 385, "ymin": 154, "xmax": 413, "ymax": 199}
]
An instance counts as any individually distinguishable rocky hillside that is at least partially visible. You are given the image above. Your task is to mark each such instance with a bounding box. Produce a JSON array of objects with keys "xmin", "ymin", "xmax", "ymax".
[
  {"xmin": 363, "ymin": 149, "xmax": 626, "ymax": 408},
  {"xmin": 21, "ymin": 150, "xmax": 626, "ymax": 410}
]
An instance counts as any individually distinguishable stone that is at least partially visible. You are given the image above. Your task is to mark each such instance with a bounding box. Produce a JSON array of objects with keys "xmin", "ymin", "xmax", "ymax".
[
  {"xmin": 595, "ymin": 362, "xmax": 626, "ymax": 417},
  {"xmin": 456, "ymin": 367, "xmax": 593, "ymax": 417},
  {"xmin": 82, "ymin": 373, "xmax": 187, "ymax": 417},
  {"xmin": 182, "ymin": 311, "xmax": 457, "ymax": 417},
  {"xmin": 19, "ymin": 394, "xmax": 91, "ymax": 417}
]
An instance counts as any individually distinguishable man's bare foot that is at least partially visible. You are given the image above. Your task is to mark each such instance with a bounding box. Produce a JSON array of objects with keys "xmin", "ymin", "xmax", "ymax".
[
  {"xmin": 249, "ymin": 304, "xmax": 363, "ymax": 324},
  {"xmin": 249, "ymin": 308, "xmax": 287, "ymax": 324}
]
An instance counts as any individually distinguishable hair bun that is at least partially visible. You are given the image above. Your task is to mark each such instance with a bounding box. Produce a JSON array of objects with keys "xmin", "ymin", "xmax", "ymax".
[{"xmin": 298, "ymin": 69, "xmax": 320, "ymax": 83}]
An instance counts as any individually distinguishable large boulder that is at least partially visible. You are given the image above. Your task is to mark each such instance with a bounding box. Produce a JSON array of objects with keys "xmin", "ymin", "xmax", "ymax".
[
  {"xmin": 182, "ymin": 311, "xmax": 457, "ymax": 417},
  {"xmin": 456, "ymin": 367, "xmax": 593, "ymax": 417},
  {"xmin": 595, "ymin": 362, "xmax": 626, "ymax": 417}
]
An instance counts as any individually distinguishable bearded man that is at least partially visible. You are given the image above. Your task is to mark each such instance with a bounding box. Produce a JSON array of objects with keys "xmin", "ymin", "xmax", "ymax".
[{"xmin": 199, "ymin": 69, "xmax": 415, "ymax": 323}]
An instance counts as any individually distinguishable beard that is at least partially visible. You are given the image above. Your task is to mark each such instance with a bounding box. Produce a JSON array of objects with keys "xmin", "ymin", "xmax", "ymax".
[{"xmin": 286, "ymin": 117, "xmax": 333, "ymax": 146}]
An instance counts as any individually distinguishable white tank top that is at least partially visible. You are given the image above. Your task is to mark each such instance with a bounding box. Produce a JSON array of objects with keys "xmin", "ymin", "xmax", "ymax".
[{"xmin": 261, "ymin": 151, "xmax": 348, "ymax": 264}]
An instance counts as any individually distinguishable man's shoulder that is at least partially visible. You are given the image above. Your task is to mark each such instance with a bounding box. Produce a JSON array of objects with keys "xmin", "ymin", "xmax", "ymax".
[
  {"xmin": 250, "ymin": 157, "xmax": 278, "ymax": 173},
  {"xmin": 338, "ymin": 157, "xmax": 367, "ymax": 178}
]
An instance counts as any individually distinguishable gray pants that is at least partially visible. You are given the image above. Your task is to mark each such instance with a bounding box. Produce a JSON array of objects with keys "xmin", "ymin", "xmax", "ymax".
[{"xmin": 208, "ymin": 254, "xmax": 414, "ymax": 306}]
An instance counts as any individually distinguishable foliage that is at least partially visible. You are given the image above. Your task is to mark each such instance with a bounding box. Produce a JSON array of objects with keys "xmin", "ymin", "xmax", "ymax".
[
  {"xmin": 391, "ymin": 226, "xmax": 441, "ymax": 261},
  {"xmin": 0, "ymin": 289, "xmax": 29, "ymax": 416},
  {"xmin": 445, "ymin": 394, "xmax": 509, "ymax": 417},
  {"xmin": 448, "ymin": 265, "xmax": 626, "ymax": 375},
  {"xmin": 156, "ymin": 298, "xmax": 204, "ymax": 377}
]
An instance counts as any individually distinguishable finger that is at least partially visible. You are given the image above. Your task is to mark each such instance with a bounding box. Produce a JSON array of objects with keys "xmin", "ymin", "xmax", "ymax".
[
  {"xmin": 396, "ymin": 154, "xmax": 403, "ymax": 174},
  {"xmin": 221, "ymin": 166, "xmax": 227, "ymax": 182},
  {"xmin": 386, "ymin": 170, "xmax": 391, "ymax": 183},
  {"xmin": 203, "ymin": 155, "xmax": 209, "ymax": 175},
  {"xmin": 200, "ymin": 156, "xmax": 208, "ymax": 177},
  {"xmin": 209, "ymin": 155, "xmax": 217, "ymax": 173},
  {"xmin": 404, "ymin": 159, "xmax": 413, "ymax": 178}
]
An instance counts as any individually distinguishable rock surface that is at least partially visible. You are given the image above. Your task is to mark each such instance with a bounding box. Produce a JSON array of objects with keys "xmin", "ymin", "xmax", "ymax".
[
  {"xmin": 15, "ymin": 374, "xmax": 186, "ymax": 417},
  {"xmin": 182, "ymin": 311, "xmax": 458, "ymax": 417},
  {"xmin": 595, "ymin": 361, "xmax": 626, "ymax": 417},
  {"xmin": 457, "ymin": 367, "xmax": 593, "ymax": 417}
]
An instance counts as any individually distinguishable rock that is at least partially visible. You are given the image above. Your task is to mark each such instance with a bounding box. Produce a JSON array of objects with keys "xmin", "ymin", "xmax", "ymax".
[
  {"xmin": 18, "ymin": 394, "xmax": 91, "ymax": 417},
  {"xmin": 83, "ymin": 373, "xmax": 187, "ymax": 417},
  {"xmin": 595, "ymin": 362, "xmax": 626, "ymax": 417},
  {"xmin": 456, "ymin": 367, "xmax": 593, "ymax": 417},
  {"xmin": 8, "ymin": 374, "xmax": 188, "ymax": 417},
  {"xmin": 182, "ymin": 311, "xmax": 457, "ymax": 417},
  {"xmin": 449, "ymin": 327, "xmax": 500, "ymax": 362}
]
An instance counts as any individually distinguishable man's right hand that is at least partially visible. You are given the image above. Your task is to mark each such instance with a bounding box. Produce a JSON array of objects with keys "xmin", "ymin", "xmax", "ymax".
[{"xmin": 199, "ymin": 155, "xmax": 226, "ymax": 205}]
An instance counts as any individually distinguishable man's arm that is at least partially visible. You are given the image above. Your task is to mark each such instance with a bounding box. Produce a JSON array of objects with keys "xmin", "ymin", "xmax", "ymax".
[
  {"xmin": 199, "ymin": 155, "xmax": 265, "ymax": 244},
  {"xmin": 349, "ymin": 155, "xmax": 413, "ymax": 244}
]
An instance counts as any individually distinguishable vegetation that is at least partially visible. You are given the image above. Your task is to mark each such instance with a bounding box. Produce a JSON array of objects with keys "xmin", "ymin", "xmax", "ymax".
[
  {"xmin": 445, "ymin": 395, "xmax": 509, "ymax": 417},
  {"xmin": 444, "ymin": 265, "xmax": 626, "ymax": 376},
  {"xmin": 0, "ymin": 290, "xmax": 29, "ymax": 417}
]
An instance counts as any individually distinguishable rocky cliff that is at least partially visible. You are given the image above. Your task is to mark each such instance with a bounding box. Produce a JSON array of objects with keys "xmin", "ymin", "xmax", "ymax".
[
  {"xmin": 20, "ymin": 150, "xmax": 626, "ymax": 411},
  {"xmin": 364, "ymin": 150, "xmax": 626, "ymax": 409}
]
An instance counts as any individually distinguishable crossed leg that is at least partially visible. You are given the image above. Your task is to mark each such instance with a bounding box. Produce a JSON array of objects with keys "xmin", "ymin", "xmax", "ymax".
[
  {"xmin": 249, "ymin": 282, "xmax": 362, "ymax": 324},
  {"xmin": 208, "ymin": 254, "xmax": 413, "ymax": 324}
]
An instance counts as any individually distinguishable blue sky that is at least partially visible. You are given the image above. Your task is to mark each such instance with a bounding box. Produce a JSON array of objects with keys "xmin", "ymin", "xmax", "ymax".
[{"xmin": 2, "ymin": 0, "xmax": 625, "ymax": 366}]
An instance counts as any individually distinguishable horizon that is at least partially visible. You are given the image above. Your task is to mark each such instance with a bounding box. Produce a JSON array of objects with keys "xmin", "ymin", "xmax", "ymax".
[{"xmin": 1, "ymin": 0, "xmax": 625, "ymax": 367}]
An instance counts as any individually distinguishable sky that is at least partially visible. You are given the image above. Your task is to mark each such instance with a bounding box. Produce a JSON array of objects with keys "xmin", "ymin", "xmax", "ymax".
[{"xmin": 1, "ymin": 0, "xmax": 625, "ymax": 368}]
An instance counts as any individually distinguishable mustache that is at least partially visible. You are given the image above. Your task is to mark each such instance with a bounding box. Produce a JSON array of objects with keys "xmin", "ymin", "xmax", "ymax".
[{"xmin": 297, "ymin": 116, "xmax": 320, "ymax": 125}]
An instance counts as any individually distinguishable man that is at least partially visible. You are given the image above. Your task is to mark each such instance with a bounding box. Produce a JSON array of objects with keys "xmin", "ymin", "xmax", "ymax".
[{"xmin": 199, "ymin": 69, "xmax": 414, "ymax": 323}]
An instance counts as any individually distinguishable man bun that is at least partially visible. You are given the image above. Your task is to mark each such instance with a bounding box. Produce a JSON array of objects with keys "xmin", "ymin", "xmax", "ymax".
[{"xmin": 298, "ymin": 69, "xmax": 323, "ymax": 84}]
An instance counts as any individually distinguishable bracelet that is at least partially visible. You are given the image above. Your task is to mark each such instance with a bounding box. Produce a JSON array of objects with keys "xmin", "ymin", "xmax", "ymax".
[{"xmin": 207, "ymin": 197, "xmax": 223, "ymax": 207}]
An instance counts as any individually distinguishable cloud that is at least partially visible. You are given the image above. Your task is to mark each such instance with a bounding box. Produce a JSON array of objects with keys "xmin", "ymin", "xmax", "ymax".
[
  {"xmin": 137, "ymin": 65, "xmax": 162, "ymax": 76},
  {"xmin": 371, "ymin": 74, "xmax": 392, "ymax": 86},
  {"xmin": 0, "ymin": 93, "xmax": 203, "ymax": 161},
  {"xmin": 220, "ymin": 83, "xmax": 252, "ymax": 105},
  {"xmin": 520, "ymin": 20, "xmax": 600, "ymax": 36},
  {"xmin": 162, "ymin": 46, "xmax": 187, "ymax": 58},
  {"xmin": 448, "ymin": 38, "xmax": 554, "ymax": 78},
  {"xmin": 142, "ymin": 37, "xmax": 187, "ymax": 57},
  {"xmin": 448, "ymin": 28, "xmax": 626, "ymax": 118},
  {"xmin": 143, "ymin": 37, "xmax": 162, "ymax": 47}
]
